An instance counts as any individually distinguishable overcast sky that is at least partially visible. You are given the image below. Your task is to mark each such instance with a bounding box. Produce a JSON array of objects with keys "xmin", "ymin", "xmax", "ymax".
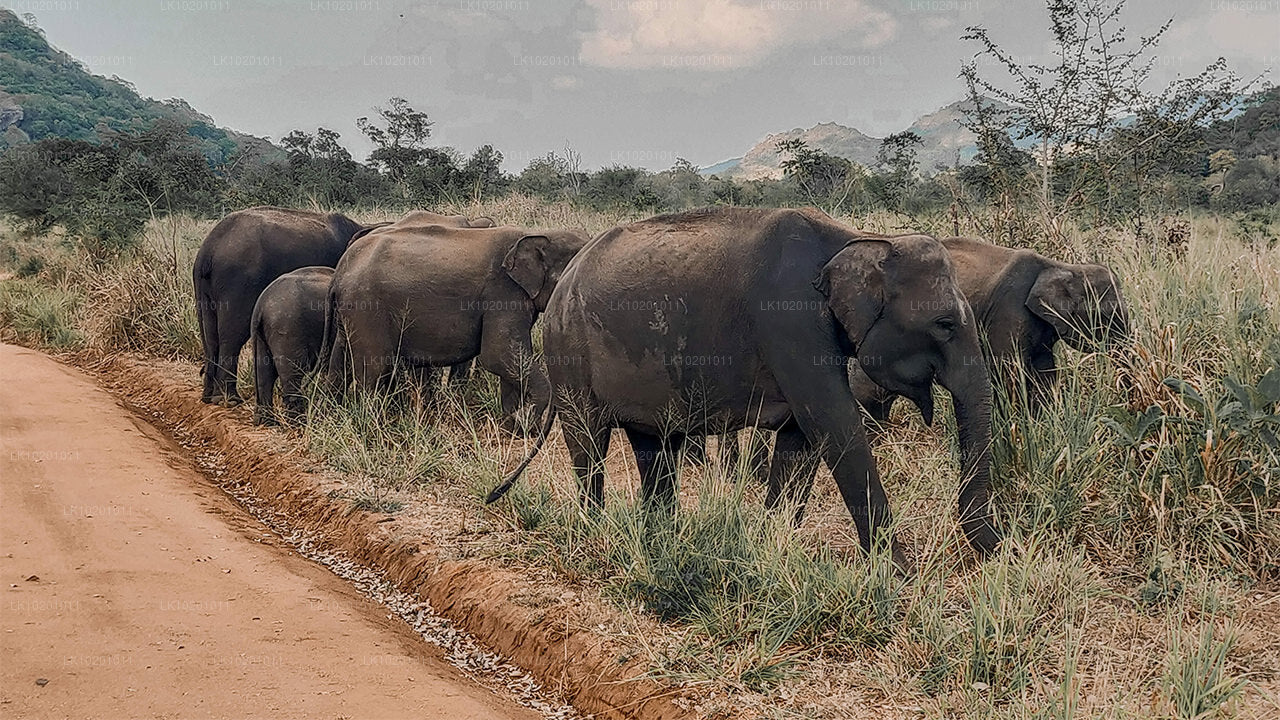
[{"xmin": 12, "ymin": 0, "xmax": 1278, "ymax": 171}]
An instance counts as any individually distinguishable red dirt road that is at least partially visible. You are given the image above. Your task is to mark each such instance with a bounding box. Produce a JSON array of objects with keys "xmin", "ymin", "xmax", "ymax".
[{"xmin": 0, "ymin": 344, "xmax": 543, "ymax": 720}]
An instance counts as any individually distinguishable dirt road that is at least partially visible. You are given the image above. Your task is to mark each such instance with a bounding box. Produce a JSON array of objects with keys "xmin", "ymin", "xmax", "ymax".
[{"xmin": 0, "ymin": 344, "xmax": 544, "ymax": 720}]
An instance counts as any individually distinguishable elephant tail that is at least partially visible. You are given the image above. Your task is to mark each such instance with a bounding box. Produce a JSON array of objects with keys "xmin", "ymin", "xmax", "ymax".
[
  {"xmin": 485, "ymin": 404, "xmax": 555, "ymax": 504},
  {"xmin": 317, "ymin": 283, "xmax": 340, "ymax": 383}
]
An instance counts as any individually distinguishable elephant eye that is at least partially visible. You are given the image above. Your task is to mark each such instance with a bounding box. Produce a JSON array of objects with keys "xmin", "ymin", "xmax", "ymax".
[{"xmin": 935, "ymin": 316, "xmax": 956, "ymax": 331}]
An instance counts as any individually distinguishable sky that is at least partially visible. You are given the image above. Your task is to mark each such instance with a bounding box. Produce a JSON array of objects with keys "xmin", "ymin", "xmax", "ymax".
[{"xmin": 11, "ymin": 0, "xmax": 1279, "ymax": 171}]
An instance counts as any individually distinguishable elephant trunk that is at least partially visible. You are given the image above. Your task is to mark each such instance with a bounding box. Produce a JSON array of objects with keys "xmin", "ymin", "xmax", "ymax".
[{"xmin": 937, "ymin": 342, "xmax": 1001, "ymax": 555}]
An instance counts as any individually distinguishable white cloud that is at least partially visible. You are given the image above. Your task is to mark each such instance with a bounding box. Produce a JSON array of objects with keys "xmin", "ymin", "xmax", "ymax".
[{"xmin": 579, "ymin": 0, "xmax": 898, "ymax": 70}]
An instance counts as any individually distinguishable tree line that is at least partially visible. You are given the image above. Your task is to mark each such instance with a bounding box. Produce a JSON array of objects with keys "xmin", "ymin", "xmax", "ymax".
[{"xmin": 0, "ymin": 0, "xmax": 1275, "ymax": 256}]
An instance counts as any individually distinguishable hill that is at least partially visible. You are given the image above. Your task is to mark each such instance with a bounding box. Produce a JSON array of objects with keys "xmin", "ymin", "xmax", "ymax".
[
  {"xmin": 706, "ymin": 99, "xmax": 1010, "ymax": 179},
  {"xmin": 0, "ymin": 9, "xmax": 279, "ymax": 167},
  {"xmin": 706, "ymin": 99, "xmax": 987, "ymax": 179}
]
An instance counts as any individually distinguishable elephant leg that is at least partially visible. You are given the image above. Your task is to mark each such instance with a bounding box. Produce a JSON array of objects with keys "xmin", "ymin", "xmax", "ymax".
[
  {"xmin": 252, "ymin": 339, "xmax": 278, "ymax": 426},
  {"xmin": 279, "ymin": 367, "xmax": 308, "ymax": 425},
  {"xmin": 1026, "ymin": 347, "xmax": 1058, "ymax": 412},
  {"xmin": 683, "ymin": 434, "xmax": 708, "ymax": 465},
  {"xmin": 216, "ymin": 340, "xmax": 246, "ymax": 406},
  {"xmin": 479, "ymin": 315, "xmax": 547, "ymax": 430},
  {"xmin": 405, "ymin": 365, "xmax": 441, "ymax": 409},
  {"xmin": 497, "ymin": 377, "xmax": 524, "ymax": 433},
  {"xmin": 214, "ymin": 308, "xmax": 250, "ymax": 406},
  {"xmin": 745, "ymin": 428, "xmax": 773, "ymax": 483},
  {"xmin": 626, "ymin": 428, "xmax": 684, "ymax": 511},
  {"xmin": 850, "ymin": 362, "xmax": 896, "ymax": 435},
  {"xmin": 763, "ymin": 421, "xmax": 821, "ymax": 524},
  {"xmin": 718, "ymin": 431, "xmax": 741, "ymax": 473},
  {"xmin": 563, "ymin": 419, "xmax": 611, "ymax": 511},
  {"xmin": 446, "ymin": 359, "xmax": 473, "ymax": 389},
  {"xmin": 199, "ymin": 301, "xmax": 220, "ymax": 404},
  {"xmin": 324, "ymin": 323, "xmax": 351, "ymax": 397},
  {"xmin": 756, "ymin": 336, "xmax": 902, "ymax": 562},
  {"xmin": 349, "ymin": 340, "xmax": 391, "ymax": 395}
]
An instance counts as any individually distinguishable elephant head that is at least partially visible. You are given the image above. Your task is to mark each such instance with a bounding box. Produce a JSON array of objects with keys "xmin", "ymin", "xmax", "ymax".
[
  {"xmin": 502, "ymin": 231, "xmax": 590, "ymax": 311},
  {"xmin": 1027, "ymin": 262, "xmax": 1130, "ymax": 351},
  {"xmin": 818, "ymin": 235, "xmax": 999, "ymax": 552}
]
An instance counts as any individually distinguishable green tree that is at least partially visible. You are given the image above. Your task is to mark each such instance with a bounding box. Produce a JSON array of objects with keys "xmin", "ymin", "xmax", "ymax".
[
  {"xmin": 460, "ymin": 144, "xmax": 508, "ymax": 198},
  {"xmin": 960, "ymin": 0, "xmax": 1251, "ymax": 237},
  {"xmin": 777, "ymin": 138, "xmax": 862, "ymax": 210},
  {"xmin": 356, "ymin": 97, "xmax": 435, "ymax": 187},
  {"xmin": 873, "ymin": 131, "xmax": 923, "ymax": 212}
]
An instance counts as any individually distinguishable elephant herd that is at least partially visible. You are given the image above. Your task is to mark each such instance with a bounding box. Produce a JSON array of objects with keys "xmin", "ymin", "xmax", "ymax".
[{"xmin": 194, "ymin": 204, "xmax": 1129, "ymax": 566}]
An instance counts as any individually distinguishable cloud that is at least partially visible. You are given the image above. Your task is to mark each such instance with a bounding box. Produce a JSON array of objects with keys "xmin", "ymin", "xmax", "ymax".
[
  {"xmin": 1164, "ymin": 7, "xmax": 1280, "ymax": 72},
  {"xmin": 579, "ymin": 0, "xmax": 898, "ymax": 70}
]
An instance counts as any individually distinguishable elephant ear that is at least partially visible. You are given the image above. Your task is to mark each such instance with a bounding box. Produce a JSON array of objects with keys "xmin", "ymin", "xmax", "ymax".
[
  {"xmin": 1026, "ymin": 266, "xmax": 1083, "ymax": 341},
  {"xmin": 814, "ymin": 240, "xmax": 891, "ymax": 351},
  {"xmin": 502, "ymin": 234, "xmax": 551, "ymax": 299}
]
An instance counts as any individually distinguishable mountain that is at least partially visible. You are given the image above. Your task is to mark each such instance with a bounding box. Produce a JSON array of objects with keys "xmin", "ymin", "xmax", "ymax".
[
  {"xmin": 705, "ymin": 99, "xmax": 991, "ymax": 179},
  {"xmin": 0, "ymin": 9, "xmax": 280, "ymax": 167}
]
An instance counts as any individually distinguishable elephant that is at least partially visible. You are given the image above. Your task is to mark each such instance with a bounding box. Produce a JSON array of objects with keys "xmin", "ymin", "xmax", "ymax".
[
  {"xmin": 710, "ymin": 235, "xmax": 1130, "ymax": 479},
  {"xmin": 851, "ymin": 236, "xmax": 1130, "ymax": 424},
  {"xmin": 194, "ymin": 207, "xmax": 491, "ymax": 406},
  {"xmin": 250, "ymin": 266, "xmax": 333, "ymax": 426},
  {"xmin": 486, "ymin": 207, "xmax": 1000, "ymax": 564},
  {"xmin": 321, "ymin": 222, "xmax": 590, "ymax": 428}
]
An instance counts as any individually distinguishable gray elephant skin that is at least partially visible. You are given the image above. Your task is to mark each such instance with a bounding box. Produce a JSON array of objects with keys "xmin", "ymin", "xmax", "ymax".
[
  {"xmin": 250, "ymin": 266, "xmax": 333, "ymax": 425},
  {"xmin": 487, "ymin": 207, "xmax": 1000, "ymax": 562},
  {"xmin": 194, "ymin": 207, "xmax": 493, "ymax": 406},
  {"xmin": 853, "ymin": 236, "xmax": 1130, "ymax": 423},
  {"xmin": 322, "ymin": 221, "xmax": 589, "ymax": 427}
]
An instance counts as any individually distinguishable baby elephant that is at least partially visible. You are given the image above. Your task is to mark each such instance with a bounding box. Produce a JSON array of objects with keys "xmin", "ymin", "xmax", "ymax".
[{"xmin": 251, "ymin": 266, "xmax": 333, "ymax": 425}]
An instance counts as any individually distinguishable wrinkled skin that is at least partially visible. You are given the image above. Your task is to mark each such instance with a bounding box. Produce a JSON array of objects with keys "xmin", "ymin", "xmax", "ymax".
[
  {"xmin": 322, "ymin": 223, "xmax": 589, "ymax": 428},
  {"xmin": 488, "ymin": 208, "xmax": 1000, "ymax": 563},
  {"xmin": 251, "ymin": 266, "xmax": 333, "ymax": 426},
  {"xmin": 193, "ymin": 207, "xmax": 488, "ymax": 405},
  {"xmin": 851, "ymin": 236, "xmax": 1130, "ymax": 424}
]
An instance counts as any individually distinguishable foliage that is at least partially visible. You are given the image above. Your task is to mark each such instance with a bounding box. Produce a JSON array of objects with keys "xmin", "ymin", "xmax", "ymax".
[
  {"xmin": 0, "ymin": 120, "xmax": 221, "ymax": 254},
  {"xmin": 959, "ymin": 0, "xmax": 1256, "ymax": 240}
]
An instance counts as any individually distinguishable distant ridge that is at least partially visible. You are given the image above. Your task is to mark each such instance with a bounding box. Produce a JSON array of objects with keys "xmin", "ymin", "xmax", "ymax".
[
  {"xmin": 703, "ymin": 98, "xmax": 996, "ymax": 179},
  {"xmin": 0, "ymin": 9, "xmax": 280, "ymax": 166}
]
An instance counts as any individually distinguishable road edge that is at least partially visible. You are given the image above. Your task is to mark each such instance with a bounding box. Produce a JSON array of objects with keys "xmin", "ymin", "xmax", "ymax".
[{"xmin": 75, "ymin": 352, "xmax": 695, "ymax": 720}]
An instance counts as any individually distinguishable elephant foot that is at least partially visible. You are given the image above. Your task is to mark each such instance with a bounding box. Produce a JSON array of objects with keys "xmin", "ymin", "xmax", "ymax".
[
  {"xmin": 962, "ymin": 519, "xmax": 1002, "ymax": 557},
  {"xmin": 253, "ymin": 407, "xmax": 278, "ymax": 426},
  {"xmin": 498, "ymin": 415, "xmax": 525, "ymax": 436},
  {"xmin": 220, "ymin": 392, "xmax": 244, "ymax": 408},
  {"xmin": 200, "ymin": 395, "xmax": 216, "ymax": 404},
  {"xmin": 890, "ymin": 540, "xmax": 914, "ymax": 575}
]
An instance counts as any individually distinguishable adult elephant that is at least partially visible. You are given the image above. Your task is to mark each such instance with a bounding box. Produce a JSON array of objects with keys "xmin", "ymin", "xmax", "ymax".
[
  {"xmin": 486, "ymin": 208, "xmax": 1000, "ymax": 564},
  {"xmin": 194, "ymin": 207, "xmax": 491, "ymax": 406},
  {"xmin": 851, "ymin": 236, "xmax": 1130, "ymax": 423},
  {"xmin": 322, "ymin": 222, "xmax": 590, "ymax": 428}
]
